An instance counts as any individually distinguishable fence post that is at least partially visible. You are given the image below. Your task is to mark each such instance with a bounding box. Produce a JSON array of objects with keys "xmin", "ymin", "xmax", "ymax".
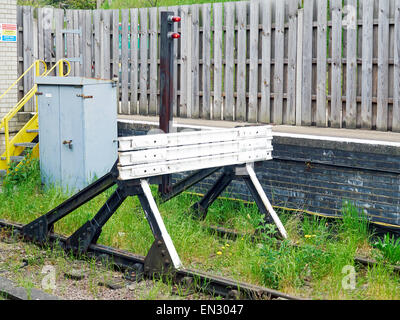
[{"xmin": 159, "ymin": 11, "xmax": 180, "ymax": 195}]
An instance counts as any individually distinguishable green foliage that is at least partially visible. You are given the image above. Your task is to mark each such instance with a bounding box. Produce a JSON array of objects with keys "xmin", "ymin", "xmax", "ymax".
[
  {"xmin": 3, "ymin": 151, "xmax": 40, "ymax": 193},
  {"xmin": 257, "ymin": 215, "xmax": 330, "ymax": 289},
  {"xmin": 339, "ymin": 201, "xmax": 370, "ymax": 245},
  {"xmin": 373, "ymin": 233, "xmax": 400, "ymax": 265},
  {"xmin": 17, "ymin": 0, "xmax": 96, "ymax": 9}
]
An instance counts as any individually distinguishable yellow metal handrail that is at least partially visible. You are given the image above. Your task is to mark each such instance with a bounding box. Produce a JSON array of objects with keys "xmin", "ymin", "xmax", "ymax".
[
  {"xmin": 43, "ymin": 59, "xmax": 71, "ymax": 77},
  {"xmin": 0, "ymin": 59, "xmax": 71, "ymax": 171},
  {"xmin": 0, "ymin": 60, "xmax": 46, "ymax": 104}
]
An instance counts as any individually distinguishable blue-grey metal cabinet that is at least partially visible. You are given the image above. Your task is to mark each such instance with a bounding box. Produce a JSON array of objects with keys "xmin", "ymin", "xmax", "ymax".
[{"xmin": 36, "ymin": 76, "xmax": 118, "ymax": 193}]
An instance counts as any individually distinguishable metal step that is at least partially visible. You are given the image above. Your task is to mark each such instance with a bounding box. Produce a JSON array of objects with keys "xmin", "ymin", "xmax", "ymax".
[
  {"xmin": 0, "ymin": 156, "xmax": 24, "ymax": 162},
  {"xmin": 14, "ymin": 142, "xmax": 36, "ymax": 148},
  {"xmin": 26, "ymin": 129, "xmax": 39, "ymax": 133}
]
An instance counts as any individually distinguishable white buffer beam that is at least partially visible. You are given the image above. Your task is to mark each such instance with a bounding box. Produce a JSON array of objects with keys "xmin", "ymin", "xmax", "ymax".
[
  {"xmin": 118, "ymin": 149, "xmax": 272, "ymax": 180},
  {"xmin": 118, "ymin": 126, "xmax": 272, "ymax": 152},
  {"xmin": 119, "ymin": 138, "xmax": 272, "ymax": 166}
]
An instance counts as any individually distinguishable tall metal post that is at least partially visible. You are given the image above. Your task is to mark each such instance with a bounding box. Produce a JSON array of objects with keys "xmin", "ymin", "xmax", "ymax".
[{"xmin": 159, "ymin": 11, "xmax": 180, "ymax": 195}]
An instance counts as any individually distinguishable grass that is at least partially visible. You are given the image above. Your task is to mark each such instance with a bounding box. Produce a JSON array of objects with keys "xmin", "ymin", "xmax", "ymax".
[{"xmin": 1, "ymin": 159, "xmax": 400, "ymax": 299}]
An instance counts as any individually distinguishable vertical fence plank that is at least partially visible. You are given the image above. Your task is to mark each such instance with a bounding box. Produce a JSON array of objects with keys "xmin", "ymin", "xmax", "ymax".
[
  {"xmin": 361, "ymin": 0, "xmax": 373, "ymax": 129},
  {"xmin": 394, "ymin": 0, "xmax": 400, "ymax": 131},
  {"xmin": 65, "ymin": 10, "xmax": 74, "ymax": 76},
  {"xmin": 296, "ymin": 8, "xmax": 303, "ymax": 126},
  {"xmin": 130, "ymin": 8, "xmax": 139, "ymax": 115},
  {"xmin": 330, "ymin": 0, "xmax": 342, "ymax": 128},
  {"xmin": 73, "ymin": 10, "xmax": 80, "ymax": 75},
  {"xmin": 316, "ymin": 0, "xmax": 327, "ymax": 126},
  {"xmin": 149, "ymin": 7, "xmax": 158, "ymax": 115},
  {"xmin": 224, "ymin": 2, "xmax": 235, "ymax": 121},
  {"xmin": 236, "ymin": 1, "xmax": 247, "ymax": 121},
  {"xmin": 186, "ymin": 12, "xmax": 193, "ymax": 118},
  {"xmin": 302, "ymin": 0, "xmax": 313, "ymax": 125},
  {"xmin": 84, "ymin": 10, "xmax": 92, "ymax": 77},
  {"xmin": 190, "ymin": 5, "xmax": 199, "ymax": 118},
  {"xmin": 260, "ymin": 0, "xmax": 271, "ymax": 123},
  {"xmin": 17, "ymin": 6, "xmax": 23, "ymax": 100},
  {"xmin": 179, "ymin": 6, "xmax": 189, "ymax": 118},
  {"xmin": 120, "ymin": 9, "xmax": 129, "ymax": 114},
  {"xmin": 139, "ymin": 8, "xmax": 148, "ymax": 115},
  {"xmin": 344, "ymin": 0, "xmax": 358, "ymax": 128},
  {"xmin": 248, "ymin": 0, "xmax": 259, "ymax": 123},
  {"xmin": 23, "ymin": 6, "xmax": 34, "ymax": 101},
  {"xmin": 102, "ymin": 10, "xmax": 111, "ymax": 79},
  {"xmin": 377, "ymin": 0, "xmax": 389, "ymax": 131},
  {"xmin": 201, "ymin": 3, "xmax": 211, "ymax": 119},
  {"xmin": 38, "ymin": 8, "xmax": 44, "ymax": 62},
  {"xmin": 213, "ymin": 3, "xmax": 223, "ymax": 120},
  {"xmin": 112, "ymin": 9, "xmax": 119, "ymax": 80},
  {"xmin": 273, "ymin": 0, "xmax": 284, "ymax": 124},
  {"xmin": 287, "ymin": 0, "xmax": 298, "ymax": 125},
  {"xmin": 43, "ymin": 7, "xmax": 53, "ymax": 67},
  {"xmin": 78, "ymin": 10, "xmax": 85, "ymax": 76},
  {"xmin": 93, "ymin": 10, "xmax": 101, "ymax": 79},
  {"xmin": 55, "ymin": 9, "xmax": 64, "ymax": 74}
]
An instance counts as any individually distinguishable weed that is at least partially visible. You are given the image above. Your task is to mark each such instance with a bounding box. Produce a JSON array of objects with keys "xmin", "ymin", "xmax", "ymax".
[
  {"xmin": 3, "ymin": 152, "xmax": 40, "ymax": 193},
  {"xmin": 373, "ymin": 233, "xmax": 400, "ymax": 265},
  {"xmin": 339, "ymin": 201, "xmax": 370, "ymax": 245}
]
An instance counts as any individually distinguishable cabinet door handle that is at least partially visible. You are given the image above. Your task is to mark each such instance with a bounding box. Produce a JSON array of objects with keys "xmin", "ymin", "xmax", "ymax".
[{"xmin": 62, "ymin": 140, "xmax": 73, "ymax": 149}]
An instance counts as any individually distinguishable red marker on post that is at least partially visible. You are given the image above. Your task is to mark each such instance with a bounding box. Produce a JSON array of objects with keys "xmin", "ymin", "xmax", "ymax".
[
  {"xmin": 168, "ymin": 32, "xmax": 181, "ymax": 39},
  {"xmin": 168, "ymin": 16, "xmax": 181, "ymax": 23}
]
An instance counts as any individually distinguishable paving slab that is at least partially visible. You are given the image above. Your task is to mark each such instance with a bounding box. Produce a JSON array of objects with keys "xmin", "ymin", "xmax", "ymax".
[{"xmin": 0, "ymin": 276, "xmax": 60, "ymax": 300}]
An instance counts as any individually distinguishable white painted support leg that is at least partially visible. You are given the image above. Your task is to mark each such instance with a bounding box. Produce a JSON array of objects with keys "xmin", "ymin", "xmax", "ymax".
[
  {"xmin": 245, "ymin": 163, "xmax": 288, "ymax": 239},
  {"xmin": 140, "ymin": 179, "xmax": 183, "ymax": 269}
]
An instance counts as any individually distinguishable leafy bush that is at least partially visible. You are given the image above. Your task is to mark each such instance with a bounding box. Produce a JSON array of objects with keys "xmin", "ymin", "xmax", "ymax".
[
  {"xmin": 18, "ymin": 0, "xmax": 96, "ymax": 9},
  {"xmin": 373, "ymin": 233, "xmax": 400, "ymax": 265},
  {"xmin": 3, "ymin": 151, "xmax": 40, "ymax": 192}
]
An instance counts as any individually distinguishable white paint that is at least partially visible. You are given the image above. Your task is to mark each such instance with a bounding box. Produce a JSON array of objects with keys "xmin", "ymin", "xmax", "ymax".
[
  {"xmin": 246, "ymin": 163, "xmax": 288, "ymax": 239},
  {"xmin": 119, "ymin": 126, "xmax": 272, "ymax": 151},
  {"xmin": 273, "ymin": 132, "xmax": 400, "ymax": 148},
  {"xmin": 140, "ymin": 179, "xmax": 183, "ymax": 270},
  {"xmin": 119, "ymin": 150, "xmax": 272, "ymax": 180},
  {"xmin": 119, "ymin": 138, "xmax": 272, "ymax": 166}
]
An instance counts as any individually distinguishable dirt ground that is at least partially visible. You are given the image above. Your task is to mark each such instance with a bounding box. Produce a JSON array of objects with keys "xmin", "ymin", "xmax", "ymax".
[{"xmin": 0, "ymin": 230, "xmax": 211, "ymax": 300}]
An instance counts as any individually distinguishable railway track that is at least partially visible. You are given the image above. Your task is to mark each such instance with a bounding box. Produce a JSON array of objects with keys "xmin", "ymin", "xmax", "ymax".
[{"xmin": 0, "ymin": 219, "xmax": 302, "ymax": 300}]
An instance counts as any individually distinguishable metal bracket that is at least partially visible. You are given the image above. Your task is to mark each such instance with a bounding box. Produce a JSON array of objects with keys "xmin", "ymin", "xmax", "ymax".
[
  {"xmin": 21, "ymin": 215, "xmax": 49, "ymax": 243},
  {"xmin": 65, "ymin": 55, "xmax": 83, "ymax": 65},
  {"xmin": 144, "ymin": 239, "xmax": 175, "ymax": 276},
  {"xmin": 76, "ymin": 94, "xmax": 93, "ymax": 99},
  {"xmin": 61, "ymin": 29, "xmax": 82, "ymax": 35}
]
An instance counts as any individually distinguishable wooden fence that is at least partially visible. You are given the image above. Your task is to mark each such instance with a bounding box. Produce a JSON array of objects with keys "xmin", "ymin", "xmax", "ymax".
[{"xmin": 16, "ymin": 0, "xmax": 400, "ymax": 131}]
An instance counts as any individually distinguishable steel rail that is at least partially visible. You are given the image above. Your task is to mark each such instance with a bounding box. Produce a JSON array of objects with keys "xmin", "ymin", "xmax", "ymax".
[{"xmin": 0, "ymin": 219, "xmax": 303, "ymax": 300}]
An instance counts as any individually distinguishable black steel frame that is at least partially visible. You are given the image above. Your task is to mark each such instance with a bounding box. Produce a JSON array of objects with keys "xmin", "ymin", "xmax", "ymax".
[{"xmin": 19, "ymin": 12, "xmax": 278, "ymax": 279}]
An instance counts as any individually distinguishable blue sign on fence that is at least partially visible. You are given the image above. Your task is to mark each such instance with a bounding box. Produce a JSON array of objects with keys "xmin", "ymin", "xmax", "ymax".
[{"xmin": 2, "ymin": 35, "xmax": 16, "ymax": 42}]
